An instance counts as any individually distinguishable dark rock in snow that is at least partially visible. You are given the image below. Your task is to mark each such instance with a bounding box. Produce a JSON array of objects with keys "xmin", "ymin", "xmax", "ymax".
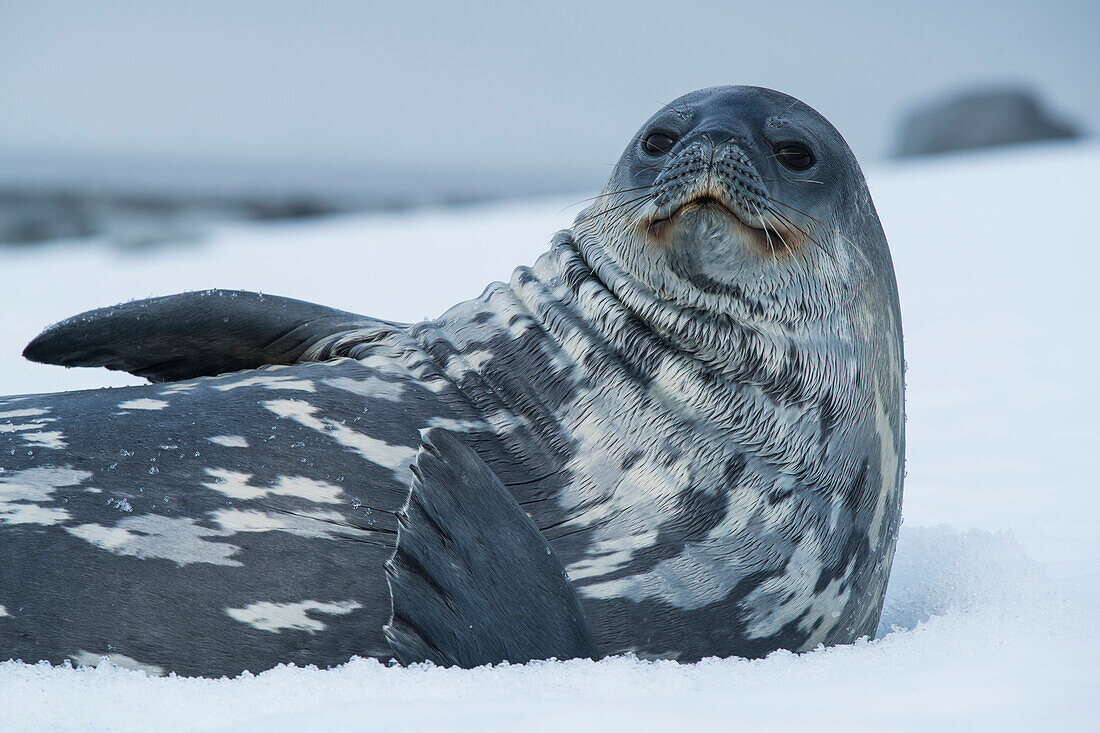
[{"xmin": 894, "ymin": 86, "xmax": 1081, "ymax": 158}]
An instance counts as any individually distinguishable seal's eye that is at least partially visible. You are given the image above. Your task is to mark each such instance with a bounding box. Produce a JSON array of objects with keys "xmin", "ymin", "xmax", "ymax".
[
  {"xmin": 775, "ymin": 143, "xmax": 815, "ymax": 171},
  {"xmin": 643, "ymin": 132, "xmax": 678, "ymax": 156}
]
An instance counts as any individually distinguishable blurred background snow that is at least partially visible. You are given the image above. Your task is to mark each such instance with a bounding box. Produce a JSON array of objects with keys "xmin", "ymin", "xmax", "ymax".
[
  {"xmin": 1, "ymin": 1, "xmax": 1098, "ymax": 731},
  {"xmin": 0, "ymin": 0, "xmax": 1096, "ymax": 247}
]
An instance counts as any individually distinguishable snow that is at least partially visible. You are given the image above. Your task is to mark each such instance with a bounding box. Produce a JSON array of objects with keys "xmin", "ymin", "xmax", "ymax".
[{"xmin": 1, "ymin": 141, "xmax": 1098, "ymax": 731}]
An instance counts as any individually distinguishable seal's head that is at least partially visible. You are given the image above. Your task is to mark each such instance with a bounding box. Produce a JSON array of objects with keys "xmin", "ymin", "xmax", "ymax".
[
  {"xmin": 575, "ymin": 86, "xmax": 895, "ymax": 326},
  {"xmin": 564, "ymin": 88, "xmax": 905, "ymax": 656}
]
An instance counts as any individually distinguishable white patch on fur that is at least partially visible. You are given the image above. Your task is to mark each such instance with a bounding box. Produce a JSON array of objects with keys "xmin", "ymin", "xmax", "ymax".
[
  {"xmin": 584, "ymin": 544, "xmax": 735, "ymax": 610},
  {"xmin": 262, "ymin": 398, "xmax": 322, "ymax": 424},
  {"xmin": 66, "ymin": 515, "xmax": 242, "ymax": 567},
  {"xmin": 560, "ymin": 410, "xmax": 689, "ymax": 584},
  {"xmin": 262, "ymin": 399, "xmax": 416, "ymax": 482},
  {"xmin": 0, "ymin": 504, "xmax": 70, "ymax": 525},
  {"xmin": 210, "ymin": 509, "xmax": 290, "ymax": 534},
  {"xmin": 224, "ymin": 600, "xmax": 362, "ymax": 634},
  {"xmin": 69, "ymin": 651, "xmax": 166, "ymax": 677},
  {"xmin": 354, "ymin": 354, "xmax": 409, "ymax": 376},
  {"xmin": 207, "ymin": 435, "xmax": 249, "ymax": 448},
  {"xmin": 2, "ymin": 420, "xmax": 67, "ymax": 451},
  {"xmin": 442, "ymin": 349, "xmax": 495, "ymax": 382},
  {"xmin": 420, "ymin": 375, "xmax": 451, "ymax": 393},
  {"xmin": 425, "ymin": 416, "xmax": 489, "ymax": 432},
  {"xmin": 20, "ymin": 431, "xmax": 67, "ymax": 450},
  {"xmin": 0, "ymin": 410, "xmax": 57, "ymax": 446},
  {"xmin": 268, "ymin": 475, "xmax": 343, "ymax": 503},
  {"xmin": 504, "ymin": 313, "xmax": 537, "ymax": 338},
  {"xmin": 210, "ymin": 508, "xmax": 344, "ymax": 538},
  {"xmin": 323, "ymin": 375, "xmax": 406, "ymax": 402},
  {"xmin": 740, "ymin": 532, "xmax": 825, "ymax": 638},
  {"xmin": 798, "ymin": 572, "xmax": 854, "ymax": 647},
  {"xmin": 201, "ymin": 468, "xmax": 260, "ymax": 500},
  {"xmin": 0, "ymin": 466, "xmax": 90, "ymax": 526},
  {"xmin": 0, "ymin": 423, "xmax": 51, "ymax": 433},
  {"xmin": 159, "ymin": 383, "xmax": 197, "ymax": 395},
  {"xmin": 0, "ymin": 408, "xmax": 49, "ymax": 419},
  {"xmin": 321, "ymin": 429, "xmax": 416, "ymax": 481},
  {"xmin": 117, "ymin": 398, "xmax": 169, "ymax": 411},
  {"xmin": 870, "ymin": 384, "xmax": 901, "ymax": 548},
  {"xmin": 215, "ymin": 375, "xmax": 316, "ymax": 393},
  {"xmin": 202, "ymin": 469, "xmax": 342, "ymax": 504}
]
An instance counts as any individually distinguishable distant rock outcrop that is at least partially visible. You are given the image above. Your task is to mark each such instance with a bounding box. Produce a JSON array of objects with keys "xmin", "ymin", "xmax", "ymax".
[
  {"xmin": 894, "ymin": 86, "xmax": 1081, "ymax": 158},
  {"xmin": 0, "ymin": 155, "xmax": 587, "ymax": 247}
]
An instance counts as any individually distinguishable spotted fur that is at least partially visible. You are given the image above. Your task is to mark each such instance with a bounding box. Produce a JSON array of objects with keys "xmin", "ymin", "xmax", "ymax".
[{"xmin": 0, "ymin": 86, "xmax": 903, "ymax": 674}]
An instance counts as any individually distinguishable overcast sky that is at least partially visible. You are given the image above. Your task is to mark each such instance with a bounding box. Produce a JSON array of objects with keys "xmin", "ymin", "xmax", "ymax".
[{"xmin": 1, "ymin": 0, "xmax": 1096, "ymax": 187}]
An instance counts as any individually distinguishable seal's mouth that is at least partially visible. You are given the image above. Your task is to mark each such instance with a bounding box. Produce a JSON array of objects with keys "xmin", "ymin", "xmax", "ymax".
[
  {"xmin": 645, "ymin": 194, "xmax": 766, "ymax": 238},
  {"xmin": 642, "ymin": 193, "xmax": 799, "ymax": 259}
]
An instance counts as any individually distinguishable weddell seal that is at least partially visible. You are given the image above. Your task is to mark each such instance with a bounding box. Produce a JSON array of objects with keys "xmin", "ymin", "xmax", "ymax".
[{"xmin": 0, "ymin": 86, "xmax": 904, "ymax": 676}]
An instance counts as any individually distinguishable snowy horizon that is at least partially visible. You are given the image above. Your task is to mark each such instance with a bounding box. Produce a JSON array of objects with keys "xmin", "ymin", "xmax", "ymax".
[{"xmin": 1, "ymin": 141, "xmax": 1098, "ymax": 731}]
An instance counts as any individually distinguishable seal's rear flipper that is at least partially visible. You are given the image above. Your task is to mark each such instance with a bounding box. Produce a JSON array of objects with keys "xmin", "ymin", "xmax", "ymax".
[
  {"xmin": 22, "ymin": 290, "xmax": 388, "ymax": 382},
  {"xmin": 384, "ymin": 428, "xmax": 597, "ymax": 668}
]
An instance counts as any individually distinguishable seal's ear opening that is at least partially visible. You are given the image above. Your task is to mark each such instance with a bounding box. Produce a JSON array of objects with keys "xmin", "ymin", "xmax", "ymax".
[
  {"xmin": 383, "ymin": 427, "xmax": 597, "ymax": 668},
  {"xmin": 22, "ymin": 289, "xmax": 378, "ymax": 382}
]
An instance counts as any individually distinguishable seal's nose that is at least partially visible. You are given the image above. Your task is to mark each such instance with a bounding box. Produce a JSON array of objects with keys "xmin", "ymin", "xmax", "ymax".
[
  {"xmin": 693, "ymin": 131, "xmax": 717, "ymax": 161},
  {"xmin": 652, "ymin": 130, "xmax": 751, "ymax": 197},
  {"xmin": 648, "ymin": 129, "xmax": 767, "ymax": 227},
  {"xmin": 676, "ymin": 129, "xmax": 752, "ymax": 181},
  {"xmin": 693, "ymin": 129, "xmax": 745, "ymax": 156}
]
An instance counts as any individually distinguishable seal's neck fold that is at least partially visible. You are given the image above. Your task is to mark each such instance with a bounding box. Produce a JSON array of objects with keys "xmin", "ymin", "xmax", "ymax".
[{"xmin": 514, "ymin": 230, "xmax": 770, "ymax": 376}]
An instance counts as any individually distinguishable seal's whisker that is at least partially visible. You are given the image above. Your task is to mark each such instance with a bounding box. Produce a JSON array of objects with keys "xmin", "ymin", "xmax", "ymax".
[
  {"xmin": 602, "ymin": 203, "xmax": 645, "ymax": 236},
  {"xmin": 776, "ymin": 98, "xmax": 801, "ymax": 119},
  {"xmin": 750, "ymin": 200, "xmax": 805, "ymax": 276},
  {"xmin": 651, "ymin": 94, "xmax": 694, "ymax": 123},
  {"xmin": 737, "ymin": 147, "xmax": 826, "ymax": 185},
  {"xmin": 763, "ymin": 195, "xmax": 870, "ymax": 269},
  {"xmin": 594, "ymin": 194, "xmax": 649, "ymax": 234},
  {"xmin": 737, "ymin": 147, "xmax": 784, "ymax": 169},
  {"xmin": 585, "ymin": 192, "xmax": 654, "ymax": 223},
  {"xmin": 719, "ymin": 133, "xmax": 744, "ymax": 150},
  {"xmin": 743, "ymin": 149, "xmax": 823, "ymax": 181},
  {"xmin": 605, "ymin": 162, "xmax": 661, "ymax": 172},
  {"xmin": 760, "ymin": 211, "xmax": 805, "ymax": 278},
  {"xmin": 767, "ymin": 217, "xmax": 794, "ymax": 254},
  {"xmin": 592, "ymin": 206, "xmax": 649, "ymax": 235},
  {"xmin": 567, "ymin": 184, "xmax": 654, "ymax": 209},
  {"xmin": 757, "ymin": 201, "xmax": 813, "ymax": 244},
  {"xmin": 608, "ymin": 197, "xmax": 652, "ymax": 232},
  {"xmin": 748, "ymin": 201, "xmax": 778, "ymax": 262},
  {"xmin": 760, "ymin": 200, "xmax": 843, "ymax": 270}
]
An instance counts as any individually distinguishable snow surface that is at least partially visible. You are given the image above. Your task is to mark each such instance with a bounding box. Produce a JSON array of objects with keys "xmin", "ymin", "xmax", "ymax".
[{"xmin": 1, "ymin": 142, "xmax": 1098, "ymax": 732}]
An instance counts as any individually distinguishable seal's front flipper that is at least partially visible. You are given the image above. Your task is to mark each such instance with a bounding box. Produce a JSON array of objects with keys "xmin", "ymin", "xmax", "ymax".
[
  {"xmin": 22, "ymin": 290, "xmax": 388, "ymax": 382},
  {"xmin": 384, "ymin": 428, "xmax": 596, "ymax": 668}
]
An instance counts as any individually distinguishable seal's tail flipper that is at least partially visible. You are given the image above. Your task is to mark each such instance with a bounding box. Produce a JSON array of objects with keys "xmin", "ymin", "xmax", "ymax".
[
  {"xmin": 383, "ymin": 427, "xmax": 597, "ymax": 668},
  {"xmin": 22, "ymin": 290, "xmax": 394, "ymax": 383}
]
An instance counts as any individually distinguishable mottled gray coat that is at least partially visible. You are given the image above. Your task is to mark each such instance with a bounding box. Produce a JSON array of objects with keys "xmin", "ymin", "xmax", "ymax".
[{"xmin": 0, "ymin": 86, "xmax": 904, "ymax": 676}]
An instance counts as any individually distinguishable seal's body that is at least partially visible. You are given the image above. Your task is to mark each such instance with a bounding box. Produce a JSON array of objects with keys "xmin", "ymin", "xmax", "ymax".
[{"xmin": 0, "ymin": 86, "xmax": 903, "ymax": 675}]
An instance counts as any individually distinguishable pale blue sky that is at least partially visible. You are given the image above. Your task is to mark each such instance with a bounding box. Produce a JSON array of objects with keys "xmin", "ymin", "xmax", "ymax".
[{"xmin": 1, "ymin": 0, "xmax": 1096, "ymax": 186}]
